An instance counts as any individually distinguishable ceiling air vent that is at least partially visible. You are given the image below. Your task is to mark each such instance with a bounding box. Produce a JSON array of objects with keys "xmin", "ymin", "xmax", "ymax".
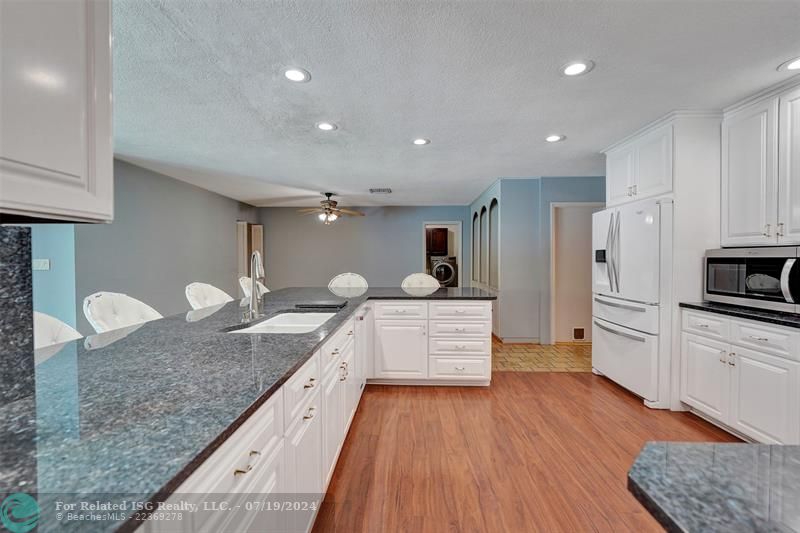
[{"xmin": 369, "ymin": 188, "xmax": 392, "ymax": 194}]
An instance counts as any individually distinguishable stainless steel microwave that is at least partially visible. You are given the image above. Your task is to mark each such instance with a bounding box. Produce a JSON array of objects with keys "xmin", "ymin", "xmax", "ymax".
[{"xmin": 704, "ymin": 247, "xmax": 800, "ymax": 313}]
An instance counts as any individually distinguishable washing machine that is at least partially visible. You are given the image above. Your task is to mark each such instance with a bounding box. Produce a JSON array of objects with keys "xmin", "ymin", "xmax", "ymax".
[{"xmin": 430, "ymin": 256, "xmax": 458, "ymax": 287}]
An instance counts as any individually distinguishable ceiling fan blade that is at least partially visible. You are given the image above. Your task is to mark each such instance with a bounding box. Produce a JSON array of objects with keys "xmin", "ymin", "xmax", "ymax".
[
  {"xmin": 297, "ymin": 208, "xmax": 323, "ymax": 213},
  {"xmin": 337, "ymin": 208, "xmax": 365, "ymax": 216}
]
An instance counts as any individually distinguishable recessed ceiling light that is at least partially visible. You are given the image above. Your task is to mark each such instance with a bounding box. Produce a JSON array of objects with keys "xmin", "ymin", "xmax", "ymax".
[
  {"xmin": 562, "ymin": 60, "xmax": 595, "ymax": 76},
  {"xmin": 413, "ymin": 138, "xmax": 430, "ymax": 145},
  {"xmin": 316, "ymin": 122, "xmax": 337, "ymax": 131},
  {"xmin": 284, "ymin": 67, "xmax": 311, "ymax": 82},
  {"xmin": 777, "ymin": 56, "xmax": 800, "ymax": 72},
  {"xmin": 546, "ymin": 135, "xmax": 566, "ymax": 143}
]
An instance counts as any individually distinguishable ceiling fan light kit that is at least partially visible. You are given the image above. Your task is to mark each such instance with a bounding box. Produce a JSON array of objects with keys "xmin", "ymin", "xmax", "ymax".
[{"xmin": 298, "ymin": 192, "xmax": 365, "ymax": 225}]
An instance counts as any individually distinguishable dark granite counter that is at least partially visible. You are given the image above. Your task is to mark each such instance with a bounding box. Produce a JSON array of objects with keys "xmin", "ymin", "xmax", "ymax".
[
  {"xmin": 0, "ymin": 287, "xmax": 495, "ymax": 532},
  {"xmin": 629, "ymin": 442, "xmax": 800, "ymax": 532},
  {"xmin": 680, "ymin": 301, "xmax": 800, "ymax": 329}
]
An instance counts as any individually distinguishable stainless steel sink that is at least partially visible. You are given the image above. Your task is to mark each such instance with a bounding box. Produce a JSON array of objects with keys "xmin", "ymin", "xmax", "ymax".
[{"xmin": 230, "ymin": 312, "xmax": 336, "ymax": 334}]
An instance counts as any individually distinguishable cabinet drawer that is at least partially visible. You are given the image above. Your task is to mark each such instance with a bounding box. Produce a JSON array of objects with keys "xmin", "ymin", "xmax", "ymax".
[
  {"xmin": 682, "ymin": 310, "xmax": 730, "ymax": 340},
  {"xmin": 429, "ymin": 338, "xmax": 491, "ymax": 355},
  {"xmin": 283, "ymin": 352, "xmax": 321, "ymax": 425},
  {"xmin": 374, "ymin": 301, "xmax": 428, "ymax": 319},
  {"xmin": 177, "ymin": 390, "xmax": 284, "ymax": 495},
  {"xmin": 429, "ymin": 320, "xmax": 491, "ymax": 337},
  {"xmin": 429, "ymin": 302, "xmax": 491, "ymax": 320},
  {"xmin": 730, "ymin": 319, "xmax": 800, "ymax": 360},
  {"xmin": 430, "ymin": 357, "xmax": 490, "ymax": 380},
  {"xmin": 322, "ymin": 320, "xmax": 355, "ymax": 376}
]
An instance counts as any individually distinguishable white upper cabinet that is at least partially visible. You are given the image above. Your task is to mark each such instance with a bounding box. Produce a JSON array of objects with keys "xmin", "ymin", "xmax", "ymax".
[
  {"xmin": 635, "ymin": 125, "xmax": 673, "ymax": 200},
  {"xmin": 778, "ymin": 86, "xmax": 800, "ymax": 244},
  {"xmin": 721, "ymin": 98, "xmax": 778, "ymax": 246},
  {"xmin": 605, "ymin": 124, "xmax": 673, "ymax": 206},
  {"xmin": 721, "ymin": 81, "xmax": 800, "ymax": 247},
  {"xmin": 605, "ymin": 147, "xmax": 635, "ymax": 206},
  {"xmin": 0, "ymin": 0, "xmax": 113, "ymax": 222}
]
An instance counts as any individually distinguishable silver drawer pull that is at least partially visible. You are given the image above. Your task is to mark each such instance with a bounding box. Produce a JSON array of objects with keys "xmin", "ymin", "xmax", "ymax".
[
  {"xmin": 303, "ymin": 407, "xmax": 316, "ymax": 420},
  {"xmin": 455, "ymin": 366, "xmax": 466, "ymax": 371},
  {"xmin": 331, "ymin": 348, "xmax": 340, "ymax": 355},
  {"xmin": 454, "ymin": 309, "xmax": 467, "ymax": 314},
  {"xmin": 454, "ymin": 327, "xmax": 467, "ymax": 332},
  {"xmin": 593, "ymin": 297, "xmax": 646, "ymax": 312},
  {"xmin": 696, "ymin": 323, "xmax": 711, "ymax": 329},
  {"xmin": 249, "ymin": 450, "xmax": 261, "ymax": 457},
  {"xmin": 748, "ymin": 335, "xmax": 770, "ymax": 342},
  {"xmin": 456, "ymin": 345, "xmax": 468, "ymax": 350},
  {"xmin": 593, "ymin": 320, "xmax": 646, "ymax": 343},
  {"xmin": 234, "ymin": 465, "xmax": 253, "ymax": 476},
  {"xmin": 347, "ymin": 331, "xmax": 354, "ymax": 336},
  {"xmin": 303, "ymin": 378, "xmax": 316, "ymax": 389}
]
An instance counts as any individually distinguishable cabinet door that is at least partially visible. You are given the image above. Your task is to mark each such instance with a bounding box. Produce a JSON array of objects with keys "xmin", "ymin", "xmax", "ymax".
[
  {"xmin": 721, "ymin": 98, "xmax": 779, "ymax": 246},
  {"xmin": 634, "ymin": 124, "xmax": 673, "ymax": 200},
  {"xmin": 285, "ymin": 396, "xmax": 322, "ymax": 532},
  {"xmin": 730, "ymin": 347, "xmax": 800, "ymax": 444},
  {"xmin": 343, "ymin": 346, "xmax": 359, "ymax": 429},
  {"xmin": 321, "ymin": 368, "xmax": 343, "ymax": 488},
  {"xmin": 606, "ymin": 146, "xmax": 635, "ymax": 206},
  {"xmin": 374, "ymin": 320, "xmax": 428, "ymax": 379},
  {"xmin": 354, "ymin": 305, "xmax": 373, "ymax": 383},
  {"xmin": 0, "ymin": 0, "xmax": 113, "ymax": 221},
  {"xmin": 778, "ymin": 86, "xmax": 800, "ymax": 244},
  {"xmin": 680, "ymin": 333, "xmax": 730, "ymax": 422}
]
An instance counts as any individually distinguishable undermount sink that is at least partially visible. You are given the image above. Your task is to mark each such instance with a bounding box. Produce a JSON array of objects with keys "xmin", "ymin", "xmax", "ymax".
[{"xmin": 230, "ymin": 312, "xmax": 336, "ymax": 334}]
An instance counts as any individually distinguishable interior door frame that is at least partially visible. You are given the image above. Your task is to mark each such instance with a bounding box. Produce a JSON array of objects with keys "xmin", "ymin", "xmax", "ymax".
[
  {"xmin": 422, "ymin": 221, "xmax": 463, "ymax": 287},
  {"xmin": 549, "ymin": 202, "xmax": 605, "ymax": 345}
]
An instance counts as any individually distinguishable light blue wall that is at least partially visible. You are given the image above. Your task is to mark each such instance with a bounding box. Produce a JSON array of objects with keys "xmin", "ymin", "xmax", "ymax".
[
  {"xmin": 538, "ymin": 177, "xmax": 606, "ymax": 344},
  {"xmin": 31, "ymin": 225, "xmax": 77, "ymax": 328},
  {"xmin": 467, "ymin": 176, "xmax": 605, "ymax": 342},
  {"xmin": 259, "ymin": 206, "xmax": 471, "ymax": 287}
]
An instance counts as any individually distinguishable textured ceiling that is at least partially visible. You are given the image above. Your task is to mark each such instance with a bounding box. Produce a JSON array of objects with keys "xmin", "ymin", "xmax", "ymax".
[{"xmin": 113, "ymin": 0, "xmax": 800, "ymax": 206}]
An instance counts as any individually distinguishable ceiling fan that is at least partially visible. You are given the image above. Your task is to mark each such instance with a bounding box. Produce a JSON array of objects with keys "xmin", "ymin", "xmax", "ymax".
[{"xmin": 297, "ymin": 192, "xmax": 365, "ymax": 224}]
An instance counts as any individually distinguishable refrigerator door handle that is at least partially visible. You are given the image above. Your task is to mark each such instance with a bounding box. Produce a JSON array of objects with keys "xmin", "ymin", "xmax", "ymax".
[
  {"xmin": 594, "ymin": 320, "xmax": 646, "ymax": 343},
  {"xmin": 606, "ymin": 212, "xmax": 616, "ymax": 292},
  {"xmin": 613, "ymin": 210, "xmax": 621, "ymax": 293}
]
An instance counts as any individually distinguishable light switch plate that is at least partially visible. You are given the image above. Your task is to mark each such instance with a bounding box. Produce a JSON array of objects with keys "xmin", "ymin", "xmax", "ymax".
[{"xmin": 33, "ymin": 259, "xmax": 51, "ymax": 271}]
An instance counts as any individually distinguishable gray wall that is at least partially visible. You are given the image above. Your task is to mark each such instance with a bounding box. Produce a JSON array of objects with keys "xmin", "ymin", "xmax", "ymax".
[
  {"xmin": 258, "ymin": 206, "xmax": 471, "ymax": 288},
  {"xmin": 74, "ymin": 160, "xmax": 257, "ymax": 335},
  {"xmin": 32, "ymin": 224, "xmax": 77, "ymax": 327}
]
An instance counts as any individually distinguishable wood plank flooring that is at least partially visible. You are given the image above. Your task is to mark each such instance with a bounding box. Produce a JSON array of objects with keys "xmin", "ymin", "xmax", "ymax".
[{"xmin": 313, "ymin": 372, "xmax": 738, "ymax": 533}]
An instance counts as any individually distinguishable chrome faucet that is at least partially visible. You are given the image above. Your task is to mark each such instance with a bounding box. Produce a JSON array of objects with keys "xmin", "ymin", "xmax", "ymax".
[{"xmin": 249, "ymin": 250, "xmax": 264, "ymax": 319}]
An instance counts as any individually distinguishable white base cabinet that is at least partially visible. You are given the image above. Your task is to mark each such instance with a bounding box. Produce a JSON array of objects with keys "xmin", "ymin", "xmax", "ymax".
[
  {"xmin": 146, "ymin": 300, "xmax": 492, "ymax": 533},
  {"xmin": 371, "ymin": 301, "xmax": 493, "ymax": 385},
  {"xmin": 680, "ymin": 309, "xmax": 800, "ymax": 444}
]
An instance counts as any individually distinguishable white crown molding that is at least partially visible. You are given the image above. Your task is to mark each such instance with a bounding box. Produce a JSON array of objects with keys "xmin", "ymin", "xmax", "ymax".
[
  {"xmin": 603, "ymin": 109, "xmax": 723, "ymax": 154},
  {"xmin": 723, "ymin": 74, "xmax": 800, "ymax": 115}
]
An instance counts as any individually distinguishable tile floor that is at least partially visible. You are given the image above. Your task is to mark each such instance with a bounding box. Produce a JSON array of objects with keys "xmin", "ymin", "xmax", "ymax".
[{"xmin": 492, "ymin": 339, "xmax": 592, "ymax": 372}]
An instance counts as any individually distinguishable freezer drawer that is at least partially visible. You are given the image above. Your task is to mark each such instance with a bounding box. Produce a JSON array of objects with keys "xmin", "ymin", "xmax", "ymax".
[
  {"xmin": 592, "ymin": 317, "xmax": 658, "ymax": 401},
  {"xmin": 592, "ymin": 295, "xmax": 659, "ymax": 335}
]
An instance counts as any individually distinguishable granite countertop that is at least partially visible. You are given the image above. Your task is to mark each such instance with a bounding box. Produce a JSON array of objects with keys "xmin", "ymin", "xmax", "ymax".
[
  {"xmin": 0, "ymin": 286, "xmax": 495, "ymax": 532},
  {"xmin": 679, "ymin": 301, "xmax": 800, "ymax": 329},
  {"xmin": 629, "ymin": 442, "xmax": 800, "ymax": 532}
]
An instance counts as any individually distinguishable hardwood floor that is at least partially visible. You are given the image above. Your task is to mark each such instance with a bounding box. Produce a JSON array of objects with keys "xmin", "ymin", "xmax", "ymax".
[{"xmin": 313, "ymin": 372, "xmax": 738, "ymax": 533}]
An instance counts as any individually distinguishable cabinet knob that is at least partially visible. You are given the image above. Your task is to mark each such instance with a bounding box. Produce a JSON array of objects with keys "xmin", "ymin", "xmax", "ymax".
[
  {"xmin": 303, "ymin": 378, "xmax": 316, "ymax": 389},
  {"xmin": 249, "ymin": 450, "xmax": 261, "ymax": 457},
  {"xmin": 729, "ymin": 352, "xmax": 736, "ymax": 366},
  {"xmin": 719, "ymin": 350, "xmax": 726, "ymax": 364},
  {"xmin": 764, "ymin": 224, "xmax": 772, "ymax": 237},
  {"xmin": 778, "ymin": 222, "xmax": 785, "ymax": 237},
  {"xmin": 303, "ymin": 406, "xmax": 316, "ymax": 420}
]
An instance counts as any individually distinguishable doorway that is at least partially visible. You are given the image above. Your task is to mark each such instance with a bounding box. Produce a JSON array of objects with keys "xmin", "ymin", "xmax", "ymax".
[
  {"xmin": 422, "ymin": 222, "xmax": 462, "ymax": 287},
  {"xmin": 550, "ymin": 203, "xmax": 604, "ymax": 344}
]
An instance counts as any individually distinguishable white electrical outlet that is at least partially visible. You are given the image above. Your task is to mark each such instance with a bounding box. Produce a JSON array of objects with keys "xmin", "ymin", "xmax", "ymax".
[{"xmin": 32, "ymin": 259, "xmax": 51, "ymax": 271}]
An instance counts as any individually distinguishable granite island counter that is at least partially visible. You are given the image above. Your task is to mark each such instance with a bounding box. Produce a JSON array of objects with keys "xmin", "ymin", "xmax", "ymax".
[
  {"xmin": 629, "ymin": 442, "xmax": 800, "ymax": 532},
  {"xmin": 0, "ymin": 287, "xmax": 495, "ymax": 532}
]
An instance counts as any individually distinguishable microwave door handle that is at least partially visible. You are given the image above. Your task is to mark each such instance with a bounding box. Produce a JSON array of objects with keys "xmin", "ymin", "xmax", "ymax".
[{"xmin": 781, "ymin": 259, "xmax": 796, "ymax": 303}]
